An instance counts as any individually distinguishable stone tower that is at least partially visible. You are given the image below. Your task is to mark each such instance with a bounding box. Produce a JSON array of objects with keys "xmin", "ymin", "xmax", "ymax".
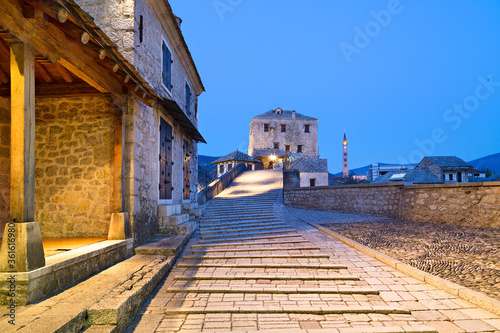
[{"xmin": 342, "ymin": 132, "xmax": 348, "ymax": 178}]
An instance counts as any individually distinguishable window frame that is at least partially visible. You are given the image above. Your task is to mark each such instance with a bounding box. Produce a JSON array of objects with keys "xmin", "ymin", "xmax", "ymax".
[
  {"xmin": 304, "ymin": 124, "xmax": 310, "ymax": 133},
  {"xmin": 297, "ymin": 145, "xmax": 303, "ymax": 153},
  {"xmin": 185, "ymin": 81, "xmax": 191, "ymax": 116},
  {"xmin": 274, "ymin": 142, "xmax": 279, "ymax": 149},
  {"xmin": 264, "ymin": 123, "xmax": 270, "ymax": 132},
  {"xmin": 281, "ymin": 124, "xmax": 286, "ymax": 132}
]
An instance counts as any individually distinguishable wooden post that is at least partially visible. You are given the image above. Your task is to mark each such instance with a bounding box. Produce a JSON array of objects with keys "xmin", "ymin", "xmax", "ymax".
[
  {"xmin": 10, "ymin": 42, "xmax": 35, "ymax": 223},
  {"xmin": 0, "ymin": 42, "xmax": 45, "ymax": 272},
  {"xmin": 108, "ymin": 104, "xmax": 130, "ymax": 240}
]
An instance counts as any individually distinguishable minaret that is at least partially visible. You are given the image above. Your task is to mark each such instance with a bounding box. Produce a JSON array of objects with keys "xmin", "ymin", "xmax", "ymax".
[{"xmin": 342, "ymin": 132, "xmax": 348, "ymax": 178}]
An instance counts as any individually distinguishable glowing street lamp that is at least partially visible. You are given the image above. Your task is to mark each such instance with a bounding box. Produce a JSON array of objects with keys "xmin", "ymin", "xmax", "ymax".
[{"xmin": 269, "ymin": 154, "xmax": 277, "ymax": 161}]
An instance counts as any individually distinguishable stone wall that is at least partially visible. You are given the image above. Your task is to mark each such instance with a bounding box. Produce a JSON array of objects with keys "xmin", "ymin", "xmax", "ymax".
[
  {"xmin": 299, "ymin": 172, "xmax": 329, "ymax": 187},
  {"xmin": 0, "ymin": 99, "xmax": 10, "ymax": 237},
  {"xmin": 284, "ymin": 182, "xmax": 500, "ymax": 228},
  {"xmin": 198, "ymin": 163, "xmax": 248, "ymax": 205},
  {"xmin": 35, "ymin": 97, "xmax": 116, "ymax": 237},
  {"xmin": 0, "ymin": 97, "xmax": 116, "ymax": 238},
  {"xmin": 249, "ymin": 117, "xmax": 318, "ymax": 158}
]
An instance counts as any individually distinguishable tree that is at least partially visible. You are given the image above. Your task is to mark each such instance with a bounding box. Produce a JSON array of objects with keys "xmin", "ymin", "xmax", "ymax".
[{"xmin": 485, "ymin": 169, "xmax": 496, "ymax": 177}]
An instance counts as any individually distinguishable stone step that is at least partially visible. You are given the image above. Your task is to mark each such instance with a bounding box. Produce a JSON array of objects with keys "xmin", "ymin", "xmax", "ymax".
[
  {"xmin": 200, "ymin": 225, "xmax": 290, "ymax": 236},
  {"xmin": 165, "ymin": 287, "xmax": 379, "ymax": 294},
  {"xmin": 176, "ymin": 263, "xmax": 347, "ymax": 269},
  {"xmin": 135, "ymin": 234, "xmax": 189, "ymax": 256},
  {"xmin": 182, "ymin": 253, "xmax": 331, "ymax": 260},
  {"xmin": 200, "ymin": 218, "xmax": 282, "ymax": 225},
  {"xmin": 162, "ymin": 305, "xmax": 411, "ymax": 315},
  {"xmin": 81, "ymin": 325, "xmax": 116, "ymax": 333},
  {"xmin": 197, "ymin": 233, "xmax": 303, "ymax": 244},
  {"xmin": 191, "ymin": 238, "xmax": 309, "ymax": 248},
  {"xmin": 199, "ymin": 221, "xmax": 285, "ymax": 231},
  {"xmin": 174, "ymin": 275, "xmax": 359, "ymax": 281},
  {"xmin": 203, "ymin": 211, "xmax": 273, "ymax": 217},
  {"xmin": 192, "ymin": 246, "xmax": 320, "ymax": 253},
  {"xmin": 200, "ymin": 228, "xmax": 294, "ymax": 240},
  {"xmin": 158, "ymin": 220, "xmax": 197, "ymax": 235}
]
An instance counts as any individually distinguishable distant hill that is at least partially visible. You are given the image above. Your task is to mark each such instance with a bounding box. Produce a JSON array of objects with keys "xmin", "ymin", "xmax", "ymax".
[
  {"xmin": 468, "ymin": 153, "xmax": 500, "ymax": 173},
  {"xmin": 198, "ymin": 155, "xmax": 220, "ymax": 180}
]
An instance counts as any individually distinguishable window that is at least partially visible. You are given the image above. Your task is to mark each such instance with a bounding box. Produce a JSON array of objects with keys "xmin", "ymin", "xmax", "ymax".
[
  {"xmin": 274, "ymin": 142, "xmax": 279, "ymax": 149},
  {"xmin": 185, "ymin": 82, "xmax": 191, "ymax": 116},
  {"xmin": 219, "ymin": 164, "xmax": 224, "ymax": 174},
  {"xmin": 310, "ymin": 179, "xmax": 316, "ymax": 187},
  {"xmin": 247, "ymin": 163, "xmax": 253, "ymax": 170},
  {"xmin": 297, "ymin": 145, "xmax": 303, "ymax": 153},
  {"xmin": 448, "ymin": 174, "xmax": 453, "ymax": 181},
  {"xmin": 264, "ymin": 124, "xmax": 269, "ymax": 132},
  {"xmin": 139, "ymin": 15, "xmax": 144, "ymax": 43},
  {"xmin": 305, "ymin": 124, "xmax": 310, "ymax": 133},
  {"xmin": 344, "ymin": 152, "xmax": 347, "ymax": 157},
  {"xmin": 285, "ymin": 145, "xmax": 290, "ymax": 153},
  {"xmin": 162, "ymin": 41, "xmax": 172, "ymax": 91},
  {"xmin": 344, "ymin": 163, "xmax": 347, "ymax": 167},
  {"xmin": 228, "ymin": 163, "xmax": 232, "ymax": 170},
  {"xmin": 281, "ymin": 124, "xmax": 286, "ymax": 132}
]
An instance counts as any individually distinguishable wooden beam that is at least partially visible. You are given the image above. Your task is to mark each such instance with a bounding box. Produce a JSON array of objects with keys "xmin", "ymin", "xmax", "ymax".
[
  {"xmin": 0, "ymin": 67, "xmax": 9, "ymax": 84},
  {"xmin": 113, "ymin": 109, "xmax": 124, "ymax": 212},
  {"xmin": 0, "ymin": 38, "xmax": 10, "ymax": 56},
  {"xmin": 34, "ymin": 61, "xmax": 52, "ymax": 83},
  {"xmin": 54, "ymin": 61, "xmax": 73, "ymax": 83},
  {"xmin": 0, "ymin": 0, "xmax": 123, "ymax": 93},
  {"xmin": 10, "ymin": 42, "xmax": 35, "ymax": 223},
  {"xmin": 24, "ymin": 0, "xmax": 67, "ymax": 23},
  {"xmin": 0, "ymin": 82, "xmax": 101, "ymax": 97}
]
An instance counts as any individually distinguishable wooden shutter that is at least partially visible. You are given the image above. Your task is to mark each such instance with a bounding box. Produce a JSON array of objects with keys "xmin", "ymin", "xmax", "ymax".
[
  {"xmin": 162, "ymin": 42, "xmax": 172, "ymax": 90},
  {"xmin": 183, "ymin": 139, "xmax": 191, "ymax": 200},
  {"xmin": 159, "ymin": 118, "xmax": 173, "ymax": 200},
  {"xmin": 185, "ymin": 82, "xmax": 191, "ymax": 116}
]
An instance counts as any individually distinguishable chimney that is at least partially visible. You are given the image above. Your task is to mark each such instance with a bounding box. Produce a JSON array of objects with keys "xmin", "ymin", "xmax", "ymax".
[
  {"xmin": 175, "ymin": 16, "xmax": 182, "ymax": 28},
  {"xmin": 292, "ymin": 110, "xmax": 296, "ymax": 119}
]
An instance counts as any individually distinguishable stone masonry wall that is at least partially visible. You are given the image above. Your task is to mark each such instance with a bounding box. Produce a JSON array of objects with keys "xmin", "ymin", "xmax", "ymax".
[
  {"xmin": 0, "ymin": 99, "xmax": 10, "ymax": 237},
  {"xmin": 35, "ymin": 97, "xmax": 115, "ymax": 237},
  {"xmin": 285, "ymin": 184, "xmax": 402, "ymax": 216},
  {"xmin": 0, "ymin": 96, "xmax": 116, "ymax": 237},
  {"xmin": 299, "ymin": 172, "xmax": 329, "ymax": 187},
  {"xmin": 284, "ymin": 182, "xmax": 500, "ymax": 228}
]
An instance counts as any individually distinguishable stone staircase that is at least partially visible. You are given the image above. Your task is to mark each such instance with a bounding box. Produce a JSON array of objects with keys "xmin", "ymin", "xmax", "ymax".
[
  {"xmin": 157, "ymin": 203, "xmax": 199, "ymax": 235},
  {"xmin": 134, "ymin": 170, "xmax": 437, "ymax": 332}
]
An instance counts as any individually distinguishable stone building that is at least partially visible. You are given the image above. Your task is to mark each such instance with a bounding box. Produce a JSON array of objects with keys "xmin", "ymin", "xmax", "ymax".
[
  {"xmin": 212, "ymin": 150, "xmax": 260, "ymax": 177},
  {"xmin": 247, "ymin": 107, "xmax": 328, "ymax": 186},
  {"xmin": 0, "ymin": 0, "xmax": 204, "ymax": 304},
  {"xmin": 416, "ymin": 156, "xmax": 472, "ymax": 183}
]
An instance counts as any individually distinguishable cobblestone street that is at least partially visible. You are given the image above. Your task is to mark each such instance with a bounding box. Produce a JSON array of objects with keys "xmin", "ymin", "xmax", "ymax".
[
  {"xmin": 320, "ymin": 220, "xmax": 500, "ymax": 300},
  {"xmin": 125, "ymin": 171, "xmax": 500, "ymax": 332}
]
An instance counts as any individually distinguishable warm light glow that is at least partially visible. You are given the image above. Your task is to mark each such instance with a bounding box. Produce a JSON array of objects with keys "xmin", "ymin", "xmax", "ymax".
[{"xmin": 269, "ymin": 154, "xmax": 277, "ymax": 161}]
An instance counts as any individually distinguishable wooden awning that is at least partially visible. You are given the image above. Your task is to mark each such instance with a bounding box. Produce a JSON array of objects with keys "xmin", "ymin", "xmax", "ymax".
[{"xmin": 158, "ymin": 98, "xmax": 206, "ymax": 143}]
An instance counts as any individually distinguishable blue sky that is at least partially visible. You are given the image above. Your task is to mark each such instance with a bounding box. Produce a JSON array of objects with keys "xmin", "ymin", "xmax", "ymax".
[{"xmin": 170, "ymin": 0, "xmax": 500, "ymax": 173}]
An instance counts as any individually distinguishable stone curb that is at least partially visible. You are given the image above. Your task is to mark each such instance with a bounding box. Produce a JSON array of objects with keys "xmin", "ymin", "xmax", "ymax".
[
  {"xmin": 308, "ymin": 222, "xmax": 500, "ymax": 317},
  {"xmin": 86, "ymin": 231, "xmax": 195, "ymax": 332}
]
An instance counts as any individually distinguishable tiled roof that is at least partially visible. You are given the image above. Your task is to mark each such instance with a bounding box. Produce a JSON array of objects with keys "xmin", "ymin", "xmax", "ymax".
[
  {"xmin": 212, "ymin": 150, "xmax": 260, "ymax": 164},
  {"xmin": 253, "ymin": 109, "xmax": 317, "ymax": 121},
  {"xmin": 372, "ymin": 169, "xmax": 443, "ymax": 184},
  {"xmin": 290, "ymin": 158, "xmax": 328, "ymax": 173},
  {"xmin": 423, "ymin": 156, "xmax": 472, "ymax": 168},
  {"xmin": 253, "ymin": 149, "xmax": 286, "ymax": 158}
]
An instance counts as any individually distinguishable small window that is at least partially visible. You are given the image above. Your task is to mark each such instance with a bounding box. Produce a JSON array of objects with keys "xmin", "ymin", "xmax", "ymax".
[
  {"xmin": 344, "ymin": 152, "xmax": 347, "ymax": 157},
  {"xmin": 448, "ymin": 174, "xmax": 453, "ymax": 181},
  {"xmin": 247, "ymin": 163, "xmax": 253, "ymax": 170},
  {"xmin": 297, "ymin": 145, "xmax": 303, "ymax": 153},
  {"xmin": 344, "ymin": 163, "xmax": 347, "ymax": 167},
  {"xmin": 281, "ymin": 124, "xmax": 286, "ymax": 132},
  {"xmin": 274, "ymin": 142, "xmax": 279, "ymax": 149},
  {"xmin": 185, "ymin": 82, "xmax": 191, "ymax": 116},
  {"xmin": 162, "ymin": 41, "xmax": 172, "ymax": 91},
  {"xmin": 305, "ymin": 124, "xmax": 310, "ymax": 133},
  {"xmin": 264, "ymin": 124, "xmax": 269, "ymax": 132},
  {"xmin": 285, "ymin": 145, "xmax": 290, "ymax": 153},
  {"xmin": 219, "ymin": 164, "xmax": 224, "ymax": 174},
  {"xmin": 310, "ymin": 179, "xmax": 316, "ymax": 187},
  {"xmin": 228, "ymin": 163, "xmax": 232, "ymax": 170}
]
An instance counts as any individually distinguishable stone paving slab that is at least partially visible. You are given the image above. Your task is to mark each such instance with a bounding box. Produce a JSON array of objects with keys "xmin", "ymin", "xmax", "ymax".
[{"xmin": 125, "ymin": 170, "xmax": 499, "ymax": 332}]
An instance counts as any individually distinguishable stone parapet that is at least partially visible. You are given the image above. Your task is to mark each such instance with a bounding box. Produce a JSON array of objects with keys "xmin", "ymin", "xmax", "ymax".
[{"xmin": 284, "ymin": 182, "xmax": 500, "ymax": 228}]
